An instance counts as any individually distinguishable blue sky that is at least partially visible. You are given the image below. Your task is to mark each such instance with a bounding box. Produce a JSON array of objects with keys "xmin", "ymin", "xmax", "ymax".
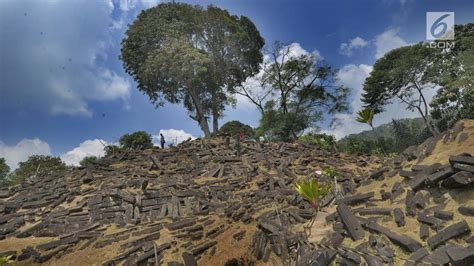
[{"xmin": 0, "ymin": 0, "xmax": 473, "ymax": 169}]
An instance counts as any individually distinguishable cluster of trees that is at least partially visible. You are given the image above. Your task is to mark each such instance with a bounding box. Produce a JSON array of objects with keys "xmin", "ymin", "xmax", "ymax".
[
  {"xmin": 337, "ymin": 118, "xmax": 431, "ymax": 155},
  {"xmin": 121, "ymin": 3, "xmax": 349, "ymax": 141},
  {"xmin": 0, "ymin": 155, "xmax": 67, "ymax": 188}
]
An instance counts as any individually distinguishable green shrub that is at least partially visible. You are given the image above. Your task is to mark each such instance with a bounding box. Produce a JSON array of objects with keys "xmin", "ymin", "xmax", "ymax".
[
  {"xmin": 79, "ymin": 156, "xmax": 98, "ymax": 167},
  {"xmin": 119, "ymin": 131, "xmax": 153, "ymax": 150},
  {"xmin": 298, "ymin": 133, "xmax": 335, "ymax": 151},
  {"xmin": 219, "ymin": 120, "xmax": 255, "ymax": 138}
]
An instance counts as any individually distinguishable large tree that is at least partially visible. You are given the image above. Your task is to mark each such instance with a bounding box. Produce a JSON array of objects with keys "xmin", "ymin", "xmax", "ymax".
[
  {"xmin": 241, "ymin": 42, "xmax": 349, "ymax": 140},
  {"xmin": 120, "ymin": 3, "xmax": 264, "ymax": 137},
  {"xmin": 430, "ymin": 24, "xmax": 474, "ymax": 131},
  {"xmin": 361, "ymin": 43, "xmax": 439, "ymax": 136}
]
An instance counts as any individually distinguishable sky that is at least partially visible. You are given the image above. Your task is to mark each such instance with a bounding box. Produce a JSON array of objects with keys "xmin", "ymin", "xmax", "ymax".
[{"xmin": 0, "ymin": 0, "xmax": 473, "ymax": 169}]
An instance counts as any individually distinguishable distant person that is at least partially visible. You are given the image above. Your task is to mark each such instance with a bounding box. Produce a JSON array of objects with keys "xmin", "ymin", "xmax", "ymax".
[
  {"xmin": 234, "ymin": 134, "xmax": 241, "ymax": 157},
  {"xmin": 160, "ymin": 133, "xmax": 165, "ymax": 149},
  {"xmin": 239, "ymin": 132, "xmax": 245, "ymax": 141}
]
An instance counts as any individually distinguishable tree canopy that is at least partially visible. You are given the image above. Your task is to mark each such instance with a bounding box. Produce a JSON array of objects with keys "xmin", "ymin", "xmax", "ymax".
[
  {"xmin": 241, "ymin": 42, "xmax": 348, "ymax": 141},
  {"xmin": 362, "ymin": 43, "xmax": 439, "ymax": 136},
  {"xmin": 219, "ymin": 120, "xmax": 255, "ymax": 137},
  {"xmin": 8, "ymin": 155, "xmax": 67, "ymax": 186},
  {"xmin": 119, "ymin": 131, "xmax": 154, "ymax": 150},
  {"xmin": 120, "ymin": 3, "xmax": 264, "ymax": 137},
  {"xmin": 430, "ymin": 23, "xmax": 474, "ymax": 131}
]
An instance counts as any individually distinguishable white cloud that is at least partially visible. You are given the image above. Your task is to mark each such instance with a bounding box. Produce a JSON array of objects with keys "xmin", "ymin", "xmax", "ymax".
[
  {"xmin": 155, "ymin": 129, "xmax": 196, "ymax": 146},
  {"xmin": 339, "ymin": 37, "xmax": 369, "ymax": 56},
  {"xmin": 0, "ymin": 0, "xmax": 131, "ymax": 117},
  {"xmin": 0, "ymin": 138, "xmax": 52, "ymax": 170},
  {"xmin": 60, "ymin": 139, "xmax": 108, "ymax": 166},
  {"xmin": 374, "ymin": 29, "xmax": 408, "ymax": 59},
  {"xmin": 324, "ymin": 63, "xmax": 437, "ymax": 139}
]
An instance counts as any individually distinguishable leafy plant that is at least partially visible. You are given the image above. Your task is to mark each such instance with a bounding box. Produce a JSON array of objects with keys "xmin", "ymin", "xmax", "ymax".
[
  {"xmin": 356, "ymin": 108, "xmax": 374, "ymax": 127},
  {"xmin": 0, "ymin": 255, "xmax": 14, "ymax": 266},
  {"xmin": 322, "ymin": 166, "xmax": 339, "ymax": 179},
  {"xmin": 295, "ymin": 178, "xmax": 331, "ymax": 238},
  {"xmin": 295, "ymin": 178, "xmax": 331, "ymax": 210}
]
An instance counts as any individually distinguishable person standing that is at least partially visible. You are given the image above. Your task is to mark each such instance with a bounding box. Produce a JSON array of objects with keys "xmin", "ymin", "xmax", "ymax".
[{"xmin": 160, "ymin": 133, "xmax": 165, "ymax": 149}]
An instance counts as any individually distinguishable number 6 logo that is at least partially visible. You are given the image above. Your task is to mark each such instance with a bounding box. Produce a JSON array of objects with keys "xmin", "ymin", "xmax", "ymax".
[{"xmin": 426, "ymin": 12, "xmax": 455, "ymax": 41}]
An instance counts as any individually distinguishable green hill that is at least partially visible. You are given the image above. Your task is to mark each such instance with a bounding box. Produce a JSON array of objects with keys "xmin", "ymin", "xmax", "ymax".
[{"xmin": 337, "ymin": 117, "xmax": 430, "ymax": 154}]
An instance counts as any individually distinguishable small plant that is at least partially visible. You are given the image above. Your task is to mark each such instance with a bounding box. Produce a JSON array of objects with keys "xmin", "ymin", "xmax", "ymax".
[
  {"xmin": 322, "ymin": 166, "xmax": 339, "ymax": 179},
  {"xmin": 295, "ymin": 178, "xmax": 331, "ymax": 238},
  {"xmin": 0, "ymin": 255, "xmax": 14, "ymax": 266}
]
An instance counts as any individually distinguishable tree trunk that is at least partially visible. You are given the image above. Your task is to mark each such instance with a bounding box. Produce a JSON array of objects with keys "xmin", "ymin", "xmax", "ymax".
[
  {"xmin": 212, "ymin": 111, "xmax": 219, "ymax": 134},
  {"xmin": 188, "ymin": 88, "xmax": 211, "ymax": 138},
  {"xmin": 416, "ymin": 106, "xmax": 439, "ymax": 137},
  {"xmin": 370, "ymin": 125, "xmax": 387, "ymax": 156}
]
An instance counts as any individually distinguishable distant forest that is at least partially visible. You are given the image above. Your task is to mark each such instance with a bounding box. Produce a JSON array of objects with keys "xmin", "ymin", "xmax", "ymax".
[{"xmin": 336, "ymin": 118, "xmax": 431, "ymax": 155}]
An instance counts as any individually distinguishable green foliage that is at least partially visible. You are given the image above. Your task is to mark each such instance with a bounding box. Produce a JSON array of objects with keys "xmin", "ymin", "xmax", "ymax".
[
  {"xmin": 337, "ymin": 118, "xmax": 430, "ymax": 155},
  {"xmin": 79, "ymin": 156, "xmax": 98, "ymax": 168},
  {"xmin": 120, "ymin": 3, "xmax": 264, "ymax": 136},
  {"xmin": 0, "ymin": 158, "xmax": 10, "ymax": 187},
  {"xmin": 119, "ymin": 131, "xmax": 153, "ymax": 150},
  {"xmin": 257, "ymin": 101, "xmax": 311, "ymax": 141},
  {"xmin": 356, "ymin": 108, "xmax": 374, "ymax": 127},
  {"xmin": 362, "ymin": 43, "xmax": 438, "ymax": 136},
  {"xmin": 104, "ymin": 145, "xmax": 124, "ymax": 156},
  {"xmin": 8, "ymin": 155, "xmax": 67, "ymax": 186},
  {"xmin": 0, "ymin": 255, "xmax": 13, "ymax": 266},
  {"xmin": 242, "ymin": 42, "xmax": 348, "ymax": 141},
  {"xmin": 430, "ymin": 24, "xmax": 474, "ymax": 131},
  {"xmin": 219, "ymin": 120, "xmax": 255, "ymax": 138},
  {"xmin": 322, "ymin": 166, "xmax": 339, "ymax": 179},
  {"xmin": 294, "ymin": 178, "xmax": 331, "ymax": 210},
  {"xmin": 298, "ymin": 133, "xmax": 335, "ymax": 151}
]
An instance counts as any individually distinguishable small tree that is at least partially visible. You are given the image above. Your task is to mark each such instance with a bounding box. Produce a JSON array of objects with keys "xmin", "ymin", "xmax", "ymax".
[
  {"xmin": 8, "ymin": 155, "xmax": 67, "ymax": 185},
  {"xmin": 119, "ymin": 131, "xmax": 153, "ymax": 150},
  {"xmin": 356, "ymin": 108, "xmax": 386, "ymax": 155},
  {"xmin": 219, "ymin": 120, "xmax": 255, "ymax": 138},
  {"xmin": 0, "ymin": 158, "xmax": 10, "ymax": 187},
  {"xmin": 79, "ymin": 156, "xmax": 98, "ymax": 168}
]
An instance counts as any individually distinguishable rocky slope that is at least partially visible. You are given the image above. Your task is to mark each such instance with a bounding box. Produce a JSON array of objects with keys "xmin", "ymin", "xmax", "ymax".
[{"xmin": 0, "ymin": 120, "xmax": 473, "ymax": 265}]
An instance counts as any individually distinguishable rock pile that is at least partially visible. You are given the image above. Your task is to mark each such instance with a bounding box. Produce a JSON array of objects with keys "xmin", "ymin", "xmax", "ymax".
[
  {"xmin": 320, "ymin": 120, "xmax": 474, "ymax": 265},
  {"xmin": 0, "ymin": 136, "xmax": 379, "ymax": 265},
  {"xmin": 0, "ymin": 119, "xmax": 473, "ymax": 265}
]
